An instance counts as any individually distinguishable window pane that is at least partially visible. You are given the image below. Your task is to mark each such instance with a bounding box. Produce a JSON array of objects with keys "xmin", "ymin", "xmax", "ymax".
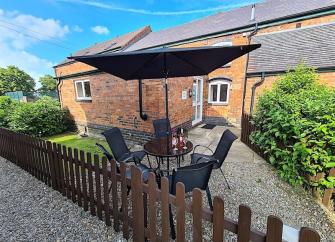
[
  {"xmin": 192, "ymin": 84, "xmax": 197, "ymax": 102},
  {"xmin": 76, "ymin": 82, "xmax": 84, "ymax": 98},
  {"xmin": 210, "ymin": 84, "xmax": 217, "ymax": 102},
  {"xmin": 84, "ymin": 81, "xmax": 91, "ymax": 97},
  {"xmin": 220, "ymin": 84, "xmax": 228, "ymax": 102}
]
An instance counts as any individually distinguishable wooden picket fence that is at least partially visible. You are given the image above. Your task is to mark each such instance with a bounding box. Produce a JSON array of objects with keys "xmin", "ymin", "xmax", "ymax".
[
  {"xmin": 241, "ymin": 112, "xmax": 335, "ymax": 210},
  {"xmin": 0, "ymin": 127, "xmax": 322, "ymax": 242}
]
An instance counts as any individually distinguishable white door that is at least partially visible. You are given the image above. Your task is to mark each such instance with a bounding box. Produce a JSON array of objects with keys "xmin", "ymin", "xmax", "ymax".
[{"xmin": 192, "ymin": 77, "xmax": 203, "ymax": 125}]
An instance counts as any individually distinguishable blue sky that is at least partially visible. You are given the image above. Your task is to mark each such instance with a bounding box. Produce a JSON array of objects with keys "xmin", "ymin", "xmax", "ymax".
[{"xmin": 0, "ymin": 0, "xmax": 260, "ymax": 84}]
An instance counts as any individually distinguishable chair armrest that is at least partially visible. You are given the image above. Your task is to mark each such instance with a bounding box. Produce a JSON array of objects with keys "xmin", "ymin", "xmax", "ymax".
[
  {"xmin": 96, "ymin": 143, "xmax": 113, "ymax": 161},
  {"xmin": 192, "ymin": 145, "xmax": 214, "ymax": 155}
]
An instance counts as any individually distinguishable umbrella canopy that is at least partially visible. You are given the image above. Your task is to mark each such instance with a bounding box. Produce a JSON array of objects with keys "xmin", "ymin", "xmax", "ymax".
[
  {"xmin": 70, "ymin": 44, "xmax": 261, "ymax": 123},
  {"xmin": 69, "ymin": 44, "xmax": 261, "ymax": 80}
]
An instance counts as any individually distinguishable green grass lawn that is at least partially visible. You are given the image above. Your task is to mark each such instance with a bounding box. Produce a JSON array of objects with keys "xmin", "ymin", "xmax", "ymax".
[{"xmin": 47, "ymin": 132, "xmax": 111, "ymax": 157}]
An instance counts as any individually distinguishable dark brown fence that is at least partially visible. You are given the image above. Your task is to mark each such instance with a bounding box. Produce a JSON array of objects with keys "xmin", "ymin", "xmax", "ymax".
[
  {"xmin": 241, "ymin": 112, "xmax": 267, "ymax": 160},
  {"xmin": 241, "ymin": 112, "xmax": 335, "ymax": 210},
  {"xmin": 0, "ymin": 128, "xmax": 321, "ymax": 242}
]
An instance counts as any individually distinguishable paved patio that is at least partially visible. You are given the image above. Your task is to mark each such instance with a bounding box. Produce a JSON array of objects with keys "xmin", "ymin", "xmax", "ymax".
[{"xmin": 173, "ymin": 125, "xmax": 335, "ymax": 241}]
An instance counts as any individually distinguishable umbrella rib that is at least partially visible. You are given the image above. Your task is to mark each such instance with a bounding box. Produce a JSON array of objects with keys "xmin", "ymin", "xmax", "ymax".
[
  {"xmin": 170, "ymin": 52, "xmax": 209, "ymax": 75},
  {"xmin": 126, "ymin": 54, "xmax": 159, "ymax": 80}
]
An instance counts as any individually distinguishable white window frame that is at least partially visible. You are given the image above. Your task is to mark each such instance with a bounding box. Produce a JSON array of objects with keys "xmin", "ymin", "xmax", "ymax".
[
  {"xmin": 74, "ymin": 80, "xmax": 92, "ymax": 101},
  {"xmin": 208, "ymin": 80, "xmax": 231, "ymax": 105},
  {"xmin": 212, "ymin": 41, "xmax": 233, "ymax": 67}
]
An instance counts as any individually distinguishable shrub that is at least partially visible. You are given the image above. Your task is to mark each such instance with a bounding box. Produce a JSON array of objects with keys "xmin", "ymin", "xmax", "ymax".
[
  {"xmin": 9, "ymin": 97, "xmax": 69, "ymax": 136},
  {"xmin": 250, "ymin": 64, "xmax": 335, "ymax": 188},
  {"xmin": 0, "ymin": 96, "xmax": 19, "ymax": 127}
]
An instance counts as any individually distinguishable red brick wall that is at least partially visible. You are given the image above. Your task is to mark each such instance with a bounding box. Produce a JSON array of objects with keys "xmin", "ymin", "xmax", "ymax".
[{"xmin": 59, "ymin": 72, "xmax": 193, "ymax": 136}]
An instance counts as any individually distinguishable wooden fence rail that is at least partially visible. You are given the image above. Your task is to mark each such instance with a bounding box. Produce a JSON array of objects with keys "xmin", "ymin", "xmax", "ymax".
[
  {"xmin": 241, "ymin": 112, "xmax": 335, "ymax": 210},
  {"xmin": 0, "ymin": 128, "xmax": 321, "ymax": 242}
]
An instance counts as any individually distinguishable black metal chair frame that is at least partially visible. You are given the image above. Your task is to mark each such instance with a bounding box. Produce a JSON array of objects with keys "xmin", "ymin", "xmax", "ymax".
[
  {"xmin": 100, "ymin": 127, "xmax": 152, "ymax": 168},
  {"xmin": 191, "ymin": 129, "xmax": 237, "ymax": 190},
  {"xmin": 167, "ymin": 160, "xmax": 217, "ymax": 239}
]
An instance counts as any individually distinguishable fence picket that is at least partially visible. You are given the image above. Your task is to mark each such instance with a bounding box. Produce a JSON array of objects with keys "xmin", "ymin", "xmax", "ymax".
[
  {"xmin": 192, "ymin": 188, "xmax": 203, "ymax": 242},
  {"xmin": 148, "ymin": 173, "xmax": 157, "ymax": 242},
  {"xmin": 47, "ymin": 141, "xmax": 57, "ymax": 190},
  {"xmin": 102, "ymin": 157, "xmax": 111, "ymax": 226},
  {"xmin": 80, "ymin": 150, "xmax": 88, "ymax": 211},
  {"xmin": 67, "ymin": 147, "xmax": 76, "ymax": 203},
  {"xmin": 110, "ymin": 159, "xmax": 119, "ymax": 231},
  {"xmin": 213, "ymin": 196, "xmax": 225, "ymax": 242},
  {"xmin": 52, "ymin": 143, "xmax": 60, "ymax": 191},
  {"xmin": 237, "ymin": 205, "xmax": 251, "ymax": 242},
  {"xmin": 56, "ymin": 144, "xmax": 66, "ymax": 196},
  {"xmin": 62, "ymin": 146, "xmax": 71, "ymax": 199},
  {"xmin": 120, "ymin": 163, "xmax": 129, "ymax": 239},
  {"xmin": 161, "ymin": 177, "xmax": 170, "ymax": 242},
  {"xmin": 299, "ymin": 227, "xmax": 320, "ymax": 242},
  {"xmin": 94, "ymin": 154, "xmax": 103, "ymax": 220},
  {"xmin": 176, "ymin": 182, "xmax": 185, "ymax": 242},
  {"xmin": 266, "ymin": 216, "xmax": 282, "ymax": 242},
  {"xmin": 131, "ymin": 165, "xmax": 145, "ymax": 242},
  {"xmin": 86, "ymin": 152, "xmax": 96, "ymax": 216},
  {"xmin": 74, "ymin": 149, "xmax": 82, "ymax": 207}
]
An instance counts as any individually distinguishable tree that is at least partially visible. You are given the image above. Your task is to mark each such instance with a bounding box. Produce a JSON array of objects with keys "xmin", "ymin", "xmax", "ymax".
[
  {"xmin": 39, "ymin": 74, "xmax": 57, "ymax": 94},
  {"xmin": 0, "ymin": 65, "xmax": 35, "ymax": 95}
]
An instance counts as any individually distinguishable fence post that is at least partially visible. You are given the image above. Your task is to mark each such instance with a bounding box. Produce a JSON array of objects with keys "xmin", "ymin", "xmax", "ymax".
[{"xmin": 131, "ymin": 165, "xmax": 145, "ymax": 242}]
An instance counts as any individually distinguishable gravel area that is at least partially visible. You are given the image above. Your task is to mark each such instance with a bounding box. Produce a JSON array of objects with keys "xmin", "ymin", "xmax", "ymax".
[{"xmin": 0, "ymin": 157, "xmax": 125, "ymax": 242}]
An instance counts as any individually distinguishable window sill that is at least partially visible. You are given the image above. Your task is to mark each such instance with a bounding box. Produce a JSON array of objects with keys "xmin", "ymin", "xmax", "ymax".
[
  {"xmin": 76, "ymin": 99, "xmax": 92, "ymax": 103},
  {"xmin": 208, "ymin": 102, "xmax": 229, "ymax": 106}
]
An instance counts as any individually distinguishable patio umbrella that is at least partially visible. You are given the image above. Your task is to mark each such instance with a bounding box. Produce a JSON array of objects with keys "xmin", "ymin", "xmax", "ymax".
[{"xmin": 69, "ymin": 44, "xmax": 261, "ymax": 123}]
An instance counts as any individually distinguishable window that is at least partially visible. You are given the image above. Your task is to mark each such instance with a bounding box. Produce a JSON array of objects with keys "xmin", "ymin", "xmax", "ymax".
[
  {"xmin": 212, "ymin": 41, "xmax": 233, "ymax": 67},
  {"xmin": 208, "ymin": 80, "xmax": 231, "ymax": 105},
  {"xmin": 75, "ymin": 80, "xmax": 91, "ymax": 100}
]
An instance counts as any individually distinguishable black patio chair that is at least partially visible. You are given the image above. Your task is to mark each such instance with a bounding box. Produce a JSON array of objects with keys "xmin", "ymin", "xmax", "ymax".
[
  {"xmin": 190, "ymin": 129, "xmax": 237, "ymax": 189},
  {"xmin": 168, "ymin": 160, "xmax": 217, "ymax": 239},
  {"xmin": 153, "ymin": 118, "xmax": 171, "ymax": 138},
  {"xmin": 96, "ymin": 141, "xmax": 151, "ymax": 193},
  {"xmin": 101, "ymin": 127, "xmax": 150, "ymax": 166}
]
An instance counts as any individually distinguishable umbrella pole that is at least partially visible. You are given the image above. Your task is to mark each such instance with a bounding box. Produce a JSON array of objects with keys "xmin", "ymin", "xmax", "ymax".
[{"xmin": 164, "ymin": 53, "xmax": 169, "ymax": 137}]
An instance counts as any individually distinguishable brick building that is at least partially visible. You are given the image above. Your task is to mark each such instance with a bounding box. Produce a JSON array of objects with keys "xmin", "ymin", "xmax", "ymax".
[{"xmin": 54, "ymin": 0, "xmax": 335, "ymax": 143}]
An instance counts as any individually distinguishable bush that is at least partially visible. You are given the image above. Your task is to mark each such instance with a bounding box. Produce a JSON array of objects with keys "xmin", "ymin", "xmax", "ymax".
[
  {"xmin": 250, "ymin": 64, "xmax": 335, "ymax": 188},
  {"xmin": 9, "ymin": 97, "xmax": 69, "ymax": 136},
  {"xmin": 0, "ymin": 96, "xmax": 19, "ymax": 127}
]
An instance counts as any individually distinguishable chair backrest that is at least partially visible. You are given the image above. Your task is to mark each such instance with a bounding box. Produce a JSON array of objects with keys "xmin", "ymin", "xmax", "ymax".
[
  {"xmin": 153, "ymin": 118, "xmax": 171, "ymax": 138},
  {"xmin": 170, "ymin": 160, "xmax": 217, "ymax": 194},
  {"xmin": 95, "ymin": 143, "xmax": 113, "ymax": 161},
  {"xmin": 102, "ymin": 128, "xmax": 129, "ymax": 161},
  {"xmin": 213, "ymin": 129, "xmax": 237, "ymax": 169}
]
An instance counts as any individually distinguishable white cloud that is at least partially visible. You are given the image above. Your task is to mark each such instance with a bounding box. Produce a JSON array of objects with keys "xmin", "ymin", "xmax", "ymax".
[
  {"xmin": 73, "ymin": 25, "xmax": 83, "ymax": 32},
  {"xmin": 57, "ymin": 0, "xmax": 258, "ymax": 16},
  {"xmin": 0, "ymin": 42, "xmax": 55, "ymax": 85},
  {"xmin": 0, "ymin": 9, "xmax": 69, "ymax": 86},
  {"xmin": 91, "ymin": 25, "xmax": 109, "ymax": 35}
]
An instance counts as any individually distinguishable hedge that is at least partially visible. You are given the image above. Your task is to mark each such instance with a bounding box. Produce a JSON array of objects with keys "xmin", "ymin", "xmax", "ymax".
[{"xmin": 250, "ymin": 64, "xmax": 335, "ymax": 189}]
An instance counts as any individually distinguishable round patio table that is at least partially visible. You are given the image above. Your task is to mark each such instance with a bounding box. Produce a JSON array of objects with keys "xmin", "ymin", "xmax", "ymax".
[{"xmin": 144, "ymin": 136, "xmax": 193, "ymax": 171}]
